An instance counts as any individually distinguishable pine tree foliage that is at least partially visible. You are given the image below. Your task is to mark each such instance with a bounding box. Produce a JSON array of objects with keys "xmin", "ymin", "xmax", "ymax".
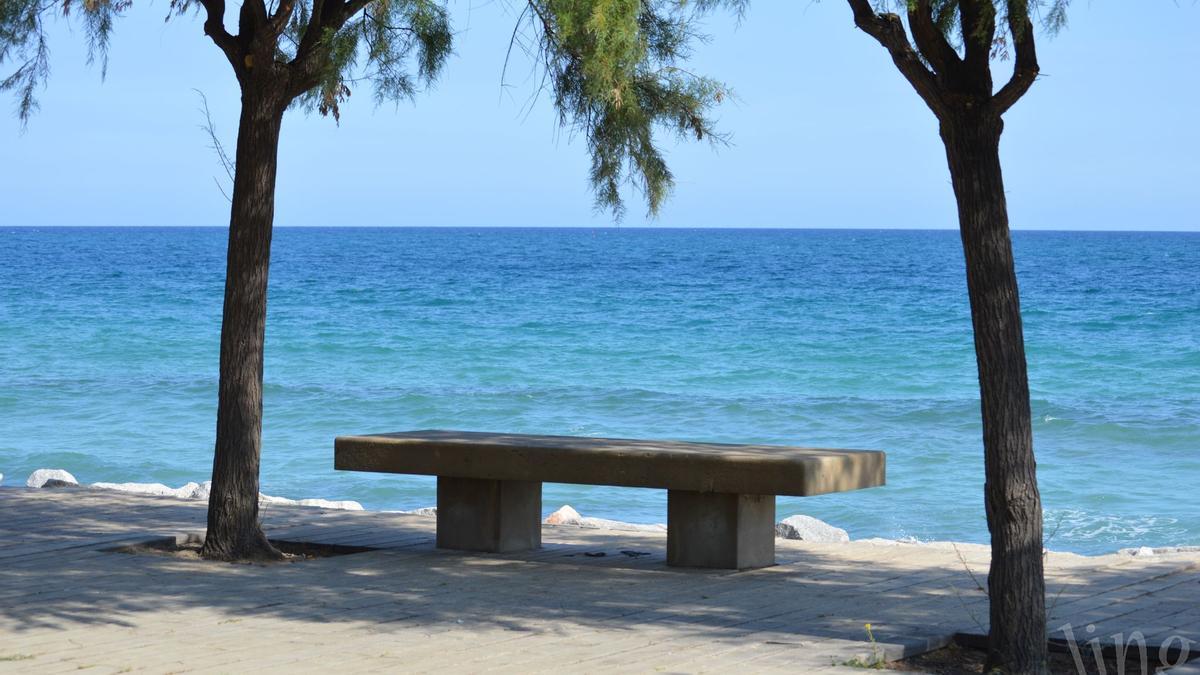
[
  {"xmin": 519, "ymin": 0, "xmax": 745, "ymax": 216},
  {"xmin": 1, "ymin": 0, "xmax": 742, "ymax": 216},
  {"xmin": 1, "ymin": 0, "xmax": 129, "ymax": 121}
]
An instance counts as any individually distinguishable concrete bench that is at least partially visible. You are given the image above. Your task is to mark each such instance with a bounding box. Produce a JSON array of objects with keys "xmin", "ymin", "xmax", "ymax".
[{"xmin": 334, "ymin": 430, "xmax": 885, "ymax": 569}]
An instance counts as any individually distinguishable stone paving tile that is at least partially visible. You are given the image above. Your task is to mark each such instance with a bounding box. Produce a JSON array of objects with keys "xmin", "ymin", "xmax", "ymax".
[{"xmin": 3, "ymin": 489, "xmax": 1199, "ymax": 674}]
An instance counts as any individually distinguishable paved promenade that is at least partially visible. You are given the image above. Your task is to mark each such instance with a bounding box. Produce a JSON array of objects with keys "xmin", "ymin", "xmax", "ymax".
[{"xmin": 1, "ymin": 488, "xmax": 1198, "ymax": 673}]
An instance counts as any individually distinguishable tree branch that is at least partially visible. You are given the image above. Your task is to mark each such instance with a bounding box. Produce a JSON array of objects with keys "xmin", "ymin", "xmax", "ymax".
[
  {"xmin": 958, "ymin": 0, "xmax": 996, "ymax": 92},
  {"xmin": 291, "ymin": 0, "xmax": 327, "ymax": 65},
  {"xmin": 241, "ymin": 0, "xmax": 269, "ymax": 35},
  {"xmin": 194, "ymin": 88, "xmax": 234, "ymax": 202},
  {"xmin": 363, "ymin": 8, "xmax": 416, "ymax": 34},
  {"xmin": 267, "ymin": 0, "xmax": 298, "ymax": 37},
  {"xmin": 845, "ymin": 0, "xmax": 945, "ymax": 116},
  {"xmin": 286, "ymin": 0, "xmax": 373, "ymax": 98},
  {"xmin": 339, "ymin": 0, "xmax": 374, "ymax": 26},
  {"xmin": 992, "ymin": 2, "xmax": 1039, "ymax": 114},
  {"xmin": 906, "ymin": 0, "xmax": 961, "ymax": 85},
  {"xmin": 196, "ymin": 0, "xmax": 242, "ymax": 74},
  {"xmin": 297, "ymin": 0, "xmax": 372, "ymax": 59}
]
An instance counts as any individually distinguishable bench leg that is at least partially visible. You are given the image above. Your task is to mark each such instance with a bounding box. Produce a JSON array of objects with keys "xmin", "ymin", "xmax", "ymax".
[
  {"xmin": 436, "ymin": 476, "xmax": 542, "ymax": 553},
  {"xmin": 667, "ymin": 491, "xmax": 775, "ymax": 570}
]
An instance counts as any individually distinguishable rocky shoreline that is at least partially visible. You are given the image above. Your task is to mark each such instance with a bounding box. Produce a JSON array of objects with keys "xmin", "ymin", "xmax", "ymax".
[
  {"xmin": 18, "ymin": 468, "xmax": 368, "ymax": 511},
  {"xmin": 7, "ymin": 468, "xmax": 1198, "ymax": 555},
  {"xmin": 9, "ymin": 467, "xmax": 852, "ymax": 543}
]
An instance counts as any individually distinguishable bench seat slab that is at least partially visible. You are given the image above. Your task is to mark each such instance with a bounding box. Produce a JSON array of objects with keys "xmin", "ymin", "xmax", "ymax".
[
  {"xmin": 436, "ymin": 477, "xmax": 542, "ymax": 553},
  {"xmin": 335, "ymin": 430, "xmax": 885, "ymax": 497},
  {"xmin": 667, "ymin": 491, "xmax": 775, "ymax": 570}
]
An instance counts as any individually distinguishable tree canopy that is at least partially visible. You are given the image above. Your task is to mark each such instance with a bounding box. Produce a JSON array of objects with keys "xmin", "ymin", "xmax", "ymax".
[
  {"xmin": 2, "ymin": 0, "xmax": 745, "ymax": 217},
  {"xmin": 849, "ymin": 0, "xmax": 1069, "ymax": 118}
]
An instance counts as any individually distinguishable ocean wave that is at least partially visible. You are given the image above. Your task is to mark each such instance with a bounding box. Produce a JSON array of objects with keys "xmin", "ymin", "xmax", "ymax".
[{"xmin": 1044, "ymin": 510, "xmax": 1191, "ymax": 548}]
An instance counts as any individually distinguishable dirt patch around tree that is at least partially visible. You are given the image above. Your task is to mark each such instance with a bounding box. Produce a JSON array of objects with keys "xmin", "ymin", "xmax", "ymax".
[
  {"xmin": 884, "ymin": 634, "xmax": 1194, "ymax": 675},
  {"xmin": 106, "ymin": 534, "xmax": 375, "ymax": 563}
]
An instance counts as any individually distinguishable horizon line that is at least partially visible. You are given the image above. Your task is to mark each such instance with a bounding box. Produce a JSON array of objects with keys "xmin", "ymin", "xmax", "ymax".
[{"xmin": 3, "ymin": 225, "xmax": 1198, "ymax": 234}]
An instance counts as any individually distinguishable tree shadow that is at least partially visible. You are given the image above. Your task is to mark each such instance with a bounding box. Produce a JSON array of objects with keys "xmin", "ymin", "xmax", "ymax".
[{"xmin": 1, "ymin": 488, "xmax": 1197, "ymax": 667}]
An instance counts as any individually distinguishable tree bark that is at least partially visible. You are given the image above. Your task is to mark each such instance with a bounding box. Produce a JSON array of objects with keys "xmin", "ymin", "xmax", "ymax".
[
  {"xmin": 940, "ymin": 109, "xmax": 1047, "ymax": 675},
  {"xmin": 201, "ymin": 85, "xmax": 287, "ymax": 562}
]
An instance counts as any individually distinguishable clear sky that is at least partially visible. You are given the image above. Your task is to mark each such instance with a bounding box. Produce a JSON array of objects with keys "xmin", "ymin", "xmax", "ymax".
[{"xmin": 2, "ymin": 2, "xmax": 1197, "ymax": 229}]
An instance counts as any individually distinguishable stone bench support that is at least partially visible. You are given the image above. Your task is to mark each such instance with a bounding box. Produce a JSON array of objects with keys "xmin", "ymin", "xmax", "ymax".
[
  {"xmin": 667, "ymin": 490, "xmax": 775, "ymax": 569},
  {"xmin": 436, "ymin": 477, "xmax": 541, "ymax": 553}
]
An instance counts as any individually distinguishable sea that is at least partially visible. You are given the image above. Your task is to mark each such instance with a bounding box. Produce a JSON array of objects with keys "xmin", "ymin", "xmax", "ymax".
[{"xmin": 1, "ymin": 227, "xmax": 1196, "ymax": 555}]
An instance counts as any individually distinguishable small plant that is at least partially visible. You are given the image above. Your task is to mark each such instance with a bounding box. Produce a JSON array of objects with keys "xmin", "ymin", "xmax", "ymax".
[
  {"xmin": 0, "ymin": 654, "xmax": 34, "ymax": 662},
  {"xmin": 842, "ymin": 623, "xmax": 886, "ymax": 669},
  {"xmin": 949, "ymin": 543, "xmax": 990, "ymax": 635}
]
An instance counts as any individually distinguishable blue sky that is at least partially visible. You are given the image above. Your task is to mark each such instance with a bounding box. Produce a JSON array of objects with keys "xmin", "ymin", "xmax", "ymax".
[{"xmin": 2, "ymin": 2, "xmax": 1197, "ymax": 229}]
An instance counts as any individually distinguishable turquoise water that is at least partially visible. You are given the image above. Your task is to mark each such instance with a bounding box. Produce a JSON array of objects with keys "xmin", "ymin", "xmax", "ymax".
[{"xmin": 1, "ymin": 227, "xmax": 1197, "ymax": 554}]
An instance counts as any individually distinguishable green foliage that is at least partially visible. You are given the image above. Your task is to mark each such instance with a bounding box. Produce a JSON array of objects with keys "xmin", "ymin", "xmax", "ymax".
[
  {"xmin": 68, "ymin": 0, "xmax": 132, "ymax": 72},
  {"xmin": 524, "ymin": 0, "xmax": 745, "ymax": 217},
  {"xmin": 286, "ymin": 0, "xmax": 454, "ymax": 121},
  {"xmin": 2, "ymin": 0, "xmax": 741, "ymax": 217},
  {"xmin": 0, "ymin": 0, "xmax": 128, "ymax": 122},
  {"xmin": 889, "ymin": 0, "xmax": 1071, "ymax": 52}
]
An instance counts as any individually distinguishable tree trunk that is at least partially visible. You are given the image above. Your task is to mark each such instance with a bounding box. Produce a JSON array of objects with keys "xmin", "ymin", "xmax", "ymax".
[
  {"xmin": 201, "ymin": 86, "xmax": 287, "ymax": 562},
  {"xmin": 940, "ymin": 110, "xmax": 1047, "ymax": 675}
]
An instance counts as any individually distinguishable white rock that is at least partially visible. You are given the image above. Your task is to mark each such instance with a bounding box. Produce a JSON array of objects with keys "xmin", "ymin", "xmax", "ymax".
[
  {"xmin": 185, "ymin": 481, "xmax": 212, "ymax": 500},
  {"xmin": 774, "ymin": 514, "xmax": 850, "ymax": 543},
  {"xmin": 27, "ymin": 469, "xmax": 79, "ymax": 488},
  {"xmin": 1133, "ymin": 546, "xmax": 1156, "ymax": 558},
  {"xmin": 92, "ymin": 482, "xmax": 180, "ymax": 497},
  {"xmin": 544, "ymin": 504, "xmax": 582, "ymax": 525},
  {"xmin": 90, "ymin": 481, "xmax": 211, "ymax": 500},
  {"xmin": 401, "ymin": 507, "xmax": 437, "ymax": 517},
  {"xmin": 578, "ymin": 517, "xmax": 666, "ymax": 532},
  {"xmin": 0, "ymin": 473, "xmax": 4, "ymax": 486},
  {"xmin": 258, "ymin": 494, "xmax": 362, "ymax": 510},
  {"xmin": 173, "ymin": 482, "xmax": 200, "ymax": 499},
  {"xmin": 297, "ymin": 498, "xmax": 364, "ymax": 511},
  {"xmin": 543, "ymin": 505, "xmax": 664, "ymax": 531}
]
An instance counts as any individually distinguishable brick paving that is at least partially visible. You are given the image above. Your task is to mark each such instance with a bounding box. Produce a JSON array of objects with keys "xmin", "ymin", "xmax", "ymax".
[{"xmin": 1, "ymin": 488, "xmax": 1197, "ymax": 673}]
